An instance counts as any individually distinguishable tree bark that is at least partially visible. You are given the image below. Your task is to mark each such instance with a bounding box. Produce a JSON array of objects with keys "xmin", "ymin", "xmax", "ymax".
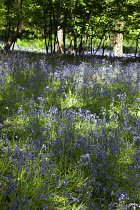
[
  {"xmin": 55, "ymin": 27, "xmax": 63, "ymax": 53},
  {"xmin": 3, "ymin": 0, "xmax": 25, "ymax": 52},
  {"xmin": 110, "ymin": 21, "xmax": 124, "ymax": 56}
]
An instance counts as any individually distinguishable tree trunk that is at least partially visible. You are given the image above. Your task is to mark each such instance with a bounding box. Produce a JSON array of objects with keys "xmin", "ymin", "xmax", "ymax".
[
  {"xmin": 74, "ymin": 35, "xmax": 77, "ymax": 55},
  {"xmin": 110, "ymin": 21, "xmax": 124, "ymax": 56},
  {"xmin": 3, "ymin": 0, "xmax": 25, "ymax": 52},
  {"xmin": 5, "ymin": 0, "xmax": 11, "ymax": 42},
  {"xmin": 79, "ymin": 35, "xmax": 84, "ymax": 55},
  {"xmin": 42, "ymin": 0, "xmax": 48, "ymax": 54},
  {"xmin": 55, "ymin": 27, "xmax": 63, "ymax": 53},
  {"xmin": 135, "ymin": 33, "xmax": 140, "ymax": 57},
  {"xmin": 110, "ymin": 32, "xmax": 123, "ymax": 56}
]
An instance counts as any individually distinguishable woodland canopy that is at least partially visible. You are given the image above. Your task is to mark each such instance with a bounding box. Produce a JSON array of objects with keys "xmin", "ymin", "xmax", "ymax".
[{"xmin": 0, "ymin": 0, "xmax": 139, "ymax": 55}]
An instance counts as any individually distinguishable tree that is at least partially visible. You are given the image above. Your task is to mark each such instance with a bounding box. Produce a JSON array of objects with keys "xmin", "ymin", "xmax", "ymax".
[
  {"xmin": 106, "ymin": 0, "xmax": 140, "ymax": 56},
  {"xmin": 110, "ymin": 21, "xmax": 124, "ymax": 56},
  {"xmin": 0, "ymin": 0, "xmax": 139, "ymax": 55},
  {"xmin": 3, "ymin": 0, "xmax": 25, "ymax": 52}
]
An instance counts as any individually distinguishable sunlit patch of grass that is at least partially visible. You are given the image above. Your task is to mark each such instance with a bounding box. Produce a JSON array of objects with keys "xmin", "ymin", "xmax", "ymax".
[
  {"xmin": 5, "ymin": 74, "xmax": 13, "ymax": 85},
  {"xmin": 61, "ymin": 89, "xmax": 84, "ymax": 109},
  {"xmin": 4, "ymin": 113, "xmax": 29, "ymax": 126},
  {"xmin": 1, "ymin": 112, "xmax": 30, "ymax": 147},
  {"xmin": 119, "ymin": 145, "xmax": 135, "ymax": 165},
  {"xmin": 17, "ymin": 38, "xmax": 46, "ymax": 50},
  {"xmin": 51, "ymin": 79, "xmax": 61, "ymax": 90}
]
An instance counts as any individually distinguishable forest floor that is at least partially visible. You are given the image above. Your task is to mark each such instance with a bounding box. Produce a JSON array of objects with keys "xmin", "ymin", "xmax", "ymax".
[{"xmin": 0, "ymin": 50, "xmax": 140, "ymax": 210}]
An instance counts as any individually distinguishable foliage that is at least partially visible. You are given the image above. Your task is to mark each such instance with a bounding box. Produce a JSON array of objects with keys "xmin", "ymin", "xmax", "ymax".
[{"xmin": 0, "ymin": 0, "xmax": 139, "ymax": 54}]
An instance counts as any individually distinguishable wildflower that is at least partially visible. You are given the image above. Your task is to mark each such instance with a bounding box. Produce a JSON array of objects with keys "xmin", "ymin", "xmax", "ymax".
[{"xmin": 78, "ymin": 154, "xmax": 90, "ymax": 166}]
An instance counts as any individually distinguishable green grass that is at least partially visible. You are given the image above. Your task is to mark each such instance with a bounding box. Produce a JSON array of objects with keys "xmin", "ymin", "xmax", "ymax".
[{"xmin": 16, "ymin": 38, "xmax": 46, "ymax": 51}]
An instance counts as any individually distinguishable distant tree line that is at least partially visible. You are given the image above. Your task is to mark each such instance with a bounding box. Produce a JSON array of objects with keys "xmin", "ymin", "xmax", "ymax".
[{"xmin": 0, "ymin": 0, "xmax": 139, "ymax": 56}]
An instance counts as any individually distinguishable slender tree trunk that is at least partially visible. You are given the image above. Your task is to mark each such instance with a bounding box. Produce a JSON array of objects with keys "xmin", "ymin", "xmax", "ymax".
[
  {"xmin": 42, "ymin": 0, "xmax": 48, "ymax": 54},
  {"xmin": 63, "ymin": 10, "xmax": 67, "ymax": 54},
  {"xmin": 53, "ymin": 10, "xmax": 56, "ymax": 53},
  {"xmin": 68, "ymin": 37, "xmax": 73, "ymax": 54},
  {"xmin": 79, "ymin": 35, "xmax": 83, "ymax": 55},
  {"xmin": 55, "ymin": 14, "xmax": 64, "ymax": 54},
  {"xmin": 3, "ymin": 0, "xmax": 25, "ymax": 52},
  {"xmin": 49, "ymin": 10, "xmax": 53, "ymax": 53},
  {"xmin": 74, "ymin": 35, "xmax": 77, "ymax": 55},
  {"xmin": 55, "ymin": 27, "xmax": 63, "ymax": 53},
  {"xmin": 135, "ymin": 33, "xmax": 139, "ymax": 57},
  {"xmin": 54, "ymin": 27, "xmax": 57, "ymax": 53},
  {"xmin": 5, "ymin": 0, "xmax": 11, "ymax": 42},
  {"xmin": 102, "ymin": 35, "xmax": 109, "ymax": 57},
  {"xmin": 90, "ymin": 38, "xmax": 93, "ymax": 54},
  {"xmin": 48, "ymin": 0, "xmax": 53, "ymax": 54}
]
